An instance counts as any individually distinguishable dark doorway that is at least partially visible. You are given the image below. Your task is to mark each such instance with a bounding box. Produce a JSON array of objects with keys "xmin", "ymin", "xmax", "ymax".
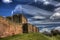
[{"xmin": 23, "ymin": 24, "xmax": 28, "ymax": 33}]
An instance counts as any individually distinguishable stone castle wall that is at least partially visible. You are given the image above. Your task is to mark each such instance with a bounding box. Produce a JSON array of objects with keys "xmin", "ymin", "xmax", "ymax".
[
  {"xmin": 0, "ymin": 17, "xmax": 23, "ymax": 38},
  {"xmin": 0, "ymin": 14, "xmax": 39, "ymax": 38}
]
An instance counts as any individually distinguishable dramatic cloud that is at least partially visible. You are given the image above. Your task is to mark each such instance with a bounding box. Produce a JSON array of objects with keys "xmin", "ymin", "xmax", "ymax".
[
  {"xmin": 43, "ymin": 0, "xmax": 50, "ymax": 5},
  {"xmin": 34, "ymin": 0, "xmax": 50, "ymax": 5},
  {"xmin": 34, "ymin": 0, "xmax": 38, "ymax": 3},
  {"xmin": 53, "ymin": 26, "xmax": 60, "ymax": 32},
  {"xmin": 40, "ymin": 28, "xmax": 51, "ymax": 33},
  {"xmin": 12, "ymin": 5, "xmax": 52, "ymax": 16},
  {"xmin": 12, "ymin": 4, "xmax": 60, "ymax": 28},
  {"xmin": 29, "ymin": 20, "xmax": 60, "ymax": 25},
  {"xmin": 50, "ymin": 12, "xmax": 60, "ymax": 19},
  {"xmin": 55, "ymin": 3, "xmax": 60, "ymax": 7},
  {"xmin": 31, "ymin": 16, "xmax": 46, "ymax": 19},
  {"xmin": 55, "ymin": 7, "xmax": 60, "ymax": 12},
  {"xmin": 50, "ymin": 7, "xmax": 60, "ymax": 20},
  {"xmin": 12, "ymin": 5, "xmax": 23, "ymax": 14},
  {"xmin": 34, "ymin": 0, "xmax": 59, "ymax": 6},
  {"xmin": 2, "ymin": 0, "xmax": 12, "ymax": 3}
]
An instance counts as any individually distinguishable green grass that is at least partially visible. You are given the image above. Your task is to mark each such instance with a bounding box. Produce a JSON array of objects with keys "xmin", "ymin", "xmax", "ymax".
[
  {"xmin": 48, "ymin": 35, "xmax": 60, "ymax": 40},
  {"xmin": 0, "ymin": 33, "xmax": 60, "ymax": 40},
  {"xmin": 0, "ymin": 33, "xmax": 50, "ymax": 40},
  {"xmin": 55, "ymin": 35, "xmax": 60, "ymax": 40}
]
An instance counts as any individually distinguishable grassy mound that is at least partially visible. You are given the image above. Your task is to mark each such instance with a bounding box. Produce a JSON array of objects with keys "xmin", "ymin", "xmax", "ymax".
[
  {"xmin": 0, "ymin": 33, "xmax": 50, "ymax": 40},
  {"xmin": 54, "ymin": 35, "xmax": 60, "ymax": 40},
  {"xmin": 49, "ymin": 35, "xmax": 60, "ymax": 40},
  {"xmin": 1, "ymin": 33, "xmax": 60, "ymax": 40}
]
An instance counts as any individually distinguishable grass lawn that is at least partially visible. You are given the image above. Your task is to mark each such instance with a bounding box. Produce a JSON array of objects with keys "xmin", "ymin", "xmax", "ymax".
[{"xmin": 0, "ymin": 33, "xmax": 60, "ymax": 40}]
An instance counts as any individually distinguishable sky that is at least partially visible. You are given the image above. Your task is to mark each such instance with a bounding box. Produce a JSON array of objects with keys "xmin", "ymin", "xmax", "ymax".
[{"xmin": 0, "ymin": 0, "xmax": 60, "ymax": 32}]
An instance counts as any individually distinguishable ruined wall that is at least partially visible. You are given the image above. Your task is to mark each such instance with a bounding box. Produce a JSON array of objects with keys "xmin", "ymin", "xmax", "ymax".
[
  {"xmin": 23, "ymin": 23, "xmax": 39, "ymax": 33},
  {"xmin": 6, "ymin": 14, "xmax": 27, "ymax": 24},
  {"xmin": 36, "ymin": 27, "xmax": 39, "ymax": 32},
  {"xmin": 27, "ymin": 24, "xmax": 33, "ymax": 33},
  {"xmin": 21, "ymin": 15, "xmax": 27, "ymax": 24},
  {"xmin": 0, "ymin": 14, "xmax": 39, "ymax": 38},
  {"xmin": 0, "ymin": 17, "xmax": 23, "ymax": 38}
]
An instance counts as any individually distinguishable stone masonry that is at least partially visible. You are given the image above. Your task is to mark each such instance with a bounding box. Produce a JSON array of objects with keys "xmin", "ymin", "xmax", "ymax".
[{"xmin": 0, "ymin": 14, "xmax": 39, "ymax": 38}]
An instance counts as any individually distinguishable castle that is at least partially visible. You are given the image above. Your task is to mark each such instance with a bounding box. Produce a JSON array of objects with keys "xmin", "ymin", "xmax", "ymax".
[{"xmin": 0, "ymin": 14, "xmax": 39, "ymax": 38}]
